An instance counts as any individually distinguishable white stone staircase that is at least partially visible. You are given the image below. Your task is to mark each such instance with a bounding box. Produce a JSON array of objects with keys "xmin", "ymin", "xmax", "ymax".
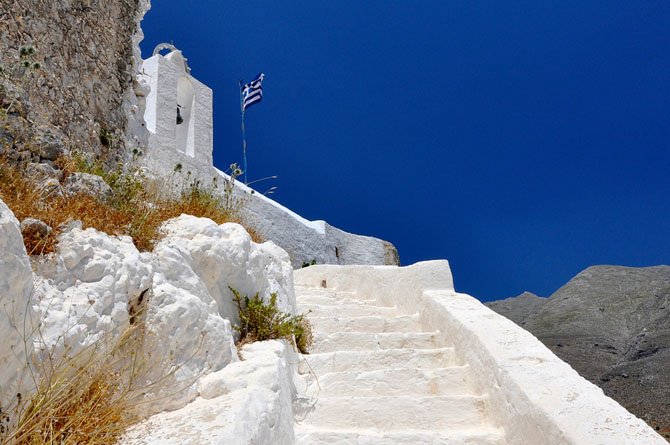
[{"xmin": 293, "ymin": 284, "xmax": 506, "ymax": 445}]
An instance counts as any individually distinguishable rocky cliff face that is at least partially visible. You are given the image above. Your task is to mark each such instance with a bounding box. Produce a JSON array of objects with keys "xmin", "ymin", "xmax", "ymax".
[
  {"xmin": 486, "ymin": 265, "xmax": 670, "ymax": 433},
  {"xmin": 0, "ymin": 0, "xmax": 148, "ymax": 168}
]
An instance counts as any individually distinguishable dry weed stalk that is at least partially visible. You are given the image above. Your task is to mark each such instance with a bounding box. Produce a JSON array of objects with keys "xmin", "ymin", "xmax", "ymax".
[
  {"xmin": 9, "ymin": 327, "xmax": 143, "ymax": 444},
  {"xmin": 1, "ymin": 305, "xmax": 207, "ymax": 445}
]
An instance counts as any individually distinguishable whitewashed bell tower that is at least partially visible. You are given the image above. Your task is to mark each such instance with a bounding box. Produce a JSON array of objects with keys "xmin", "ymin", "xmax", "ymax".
[{"xmin": 140, "ymin": 44, "xmax": 214, "ymax": 179}]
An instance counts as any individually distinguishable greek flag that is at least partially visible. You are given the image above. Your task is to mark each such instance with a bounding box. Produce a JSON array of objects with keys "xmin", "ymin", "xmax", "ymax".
[{"xmin": 242, "ymin": 73, "xmax": 264, "ymax": 111}]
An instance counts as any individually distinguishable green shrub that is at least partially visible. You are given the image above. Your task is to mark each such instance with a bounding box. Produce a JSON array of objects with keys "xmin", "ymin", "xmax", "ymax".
[
  {"xmin": 230, "ymin": 286, "xmax": 312, "ymax": 354},
  {"xmin": 301, "ymin": 259, "xmax": 317, "ymax": 268},
  {"xmin": 99, "ymin": 127, "xmax": 111, "ymax": 147}
]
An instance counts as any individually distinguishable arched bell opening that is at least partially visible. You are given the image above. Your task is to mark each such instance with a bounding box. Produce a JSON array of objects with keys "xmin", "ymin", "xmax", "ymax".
[{"xmin": 176, "ymin": 77, "xmax": 196, "ymax": 157}]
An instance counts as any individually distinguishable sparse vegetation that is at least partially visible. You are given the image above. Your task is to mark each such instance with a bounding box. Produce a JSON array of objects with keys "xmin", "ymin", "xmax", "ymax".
[
  {"xmin": 1, "ymin": 327, "xmax": 144, "ymax": 444},
  {"xmin": 99, "ymin": 127, "xmax": 111, "ymax": 148},
  {"xmin": 0, "ymin": 44, "xmax": 42, "ymax": 116},
  {"xmin": 301, "ymin": 259, "xmax": 317, "ymax": 268},
  {"xmin": 230, "ymin": 286, "xmax": 313, "ymax": 354},
  {"xmin": 0, "ymin": 154, "xmax": 260, "ymax": 255}
]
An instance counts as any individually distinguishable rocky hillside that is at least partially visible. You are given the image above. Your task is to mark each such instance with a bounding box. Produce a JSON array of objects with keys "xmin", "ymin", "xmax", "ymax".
[
  {"xmin": 486, "ymin": 265, "xmax": 670, "ymax": 435},
  {"xmin": 485, "ymin": 291, "xmax": 545, "ymax": 328}
]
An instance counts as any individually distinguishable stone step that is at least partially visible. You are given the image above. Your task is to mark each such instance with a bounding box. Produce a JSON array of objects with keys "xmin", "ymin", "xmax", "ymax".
[
  {"xmin": 294, "ymin": 428, "xmax": 505, "ymax": 445},
  {"xmin": 298, "ymin": 348, "xmax": 458, "ymax": 375},
  {"xmin": 302, "ymin": 366, "xmax": 473, "ymax": 397},
  {"xmin": 297, "ymin": 395, "xmax": 491, "ymax": 431},
  {"xmin": 309, "ymin": 314, "xmax": 422, "ymax": 334},
  {"xmin": 298, "ymin": 302, "xmax": 397, "ymax": 318},
  {"xmin": 313, "ymin": 331, "xmax": 448, "ymax": 353},
  {"xmin": 295, "ymin": 287, "xmax": 368, "ymax": 301},
  {"xmin": 297, "ymin": 293, "xmax": 378, "ymax": 306}
]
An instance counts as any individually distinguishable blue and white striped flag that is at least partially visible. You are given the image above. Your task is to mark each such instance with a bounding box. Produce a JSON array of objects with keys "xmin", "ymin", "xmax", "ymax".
[{"xmin": 242, "ymin": 73, "xmax": 264, "ymax": 111}]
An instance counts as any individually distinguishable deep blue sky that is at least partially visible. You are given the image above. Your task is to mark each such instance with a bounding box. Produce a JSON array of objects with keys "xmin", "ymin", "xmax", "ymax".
[{"xmin": 140, "ymin": 1, "xmax": 670, "ymax": 302}]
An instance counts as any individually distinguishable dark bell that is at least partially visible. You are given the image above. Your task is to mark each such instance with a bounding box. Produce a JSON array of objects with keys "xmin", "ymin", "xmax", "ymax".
[{"xmin": 176, "ymin": 107, "xmax": 184, "ymax": 125}]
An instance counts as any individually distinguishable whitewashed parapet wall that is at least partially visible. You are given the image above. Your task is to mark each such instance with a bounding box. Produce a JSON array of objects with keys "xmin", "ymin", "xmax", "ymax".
[
  {"xmin": 223, "ymin": 170, "xmax": 400, "ymax": 267},
  {"xmin": 294, "ymin": 262, "xmax": 666, "ymax": 445},
  {"xmin": 134, "ymin": 48, "xmax": 399, "ymax": 268}
]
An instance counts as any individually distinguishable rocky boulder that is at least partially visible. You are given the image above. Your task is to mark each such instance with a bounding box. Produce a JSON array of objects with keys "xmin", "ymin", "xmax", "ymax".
[
  {"xmin": 29, "ymin": 126, "xmax": 67, "ymax": 162},
  {"xmin": 29, "ymin": 213, "xmax": 296, "ymax": 415},
  {"xmin": 32, "ymin": 222, "xmax": 155, "ymax": 360},
  {"xmin": 0, "ymin": 200, "xmax": 36, "ymax": 412},
  {"xmin": 145, "ymin": 215, "xmax": 295, "ymax": 412},
  {"xmin": 20, "ymin": 217, "xmax": 52, "ymax": 239},
  {"xmin": 63, "ymin": 172, "xmax": 113, "ymax": 199},
  {"xmin": 25, "ymin": 161, "xmax": 63, "ymax": 183}
]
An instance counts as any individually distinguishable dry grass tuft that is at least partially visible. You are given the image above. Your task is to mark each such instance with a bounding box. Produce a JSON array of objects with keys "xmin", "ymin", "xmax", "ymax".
[
  {"xmin": 0, "ymin": 303, "xmax": 208, "ymax": 444},
  {"xmin": 294, "ymin": 317, "xmax": 314, "ymax": 355},
  {"xmin": 0, "ymin": 155, "xmax": 261, "ymax": 254},
  {"xmin": 242, "ymin": 225, "xmax": 264, "ymax": 244},
  {"xmin": 3, "ymin": 325, "xmax": 149, "ymax": 444}
]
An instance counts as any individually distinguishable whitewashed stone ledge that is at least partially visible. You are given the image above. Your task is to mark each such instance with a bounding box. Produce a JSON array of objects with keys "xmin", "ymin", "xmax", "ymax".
[
  {"xmin": 140, "ymin": 155, "xmax": 400, "ymax": 268},
  {"xmin": 294, "ymin": 261, "xmax": 666, "ymax": 445},
  {"xmin": 124, "ymin": 340, "xmax": 297, "ymax": 445}
]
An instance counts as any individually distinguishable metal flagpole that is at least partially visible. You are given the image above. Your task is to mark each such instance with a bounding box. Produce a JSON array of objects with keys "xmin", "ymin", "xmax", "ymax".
[{"xmin": 239, "ymin": 79, "xmax": 248, "ymax": 184}]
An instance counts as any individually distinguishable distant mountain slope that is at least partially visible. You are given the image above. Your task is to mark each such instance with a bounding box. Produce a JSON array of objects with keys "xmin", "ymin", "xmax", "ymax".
[
  {"xmin": 486, "ymin": 265, "xmax": 670, "ymax": 434},
  {"xmin": 485, "ymin": 291, "xmax": 546, "ymax": 327}
]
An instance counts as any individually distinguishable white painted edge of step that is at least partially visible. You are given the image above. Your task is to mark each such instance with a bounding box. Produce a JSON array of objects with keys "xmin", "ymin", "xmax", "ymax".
[{"xmin": 294, "ymin": 261, "xmax": 666, "ymax": 445}]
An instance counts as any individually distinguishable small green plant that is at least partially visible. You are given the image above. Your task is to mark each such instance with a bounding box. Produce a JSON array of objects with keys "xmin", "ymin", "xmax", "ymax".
[
  {"xmin": 0, "ymin": 44, "xmax": 42, "ymax": 116},
  {"xmin": 69, "ymin": 151, "xmax": 147, "ymax": 211},
  {"xmin": 230, "ymin": 286, "xmax": 312, "ymax": 354},
  {"xmin": 99, "ymin": 127, "xmax": 111, "ymax": 147}
]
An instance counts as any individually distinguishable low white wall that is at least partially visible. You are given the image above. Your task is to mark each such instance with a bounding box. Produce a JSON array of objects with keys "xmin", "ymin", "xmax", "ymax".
[
  {"xmin": 220, "ymin": 167, "xmax": 399, "ymax": 268},
  {"xmin": 294, "ymin": 261, "xmax": 665, "ymax": 445}
]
